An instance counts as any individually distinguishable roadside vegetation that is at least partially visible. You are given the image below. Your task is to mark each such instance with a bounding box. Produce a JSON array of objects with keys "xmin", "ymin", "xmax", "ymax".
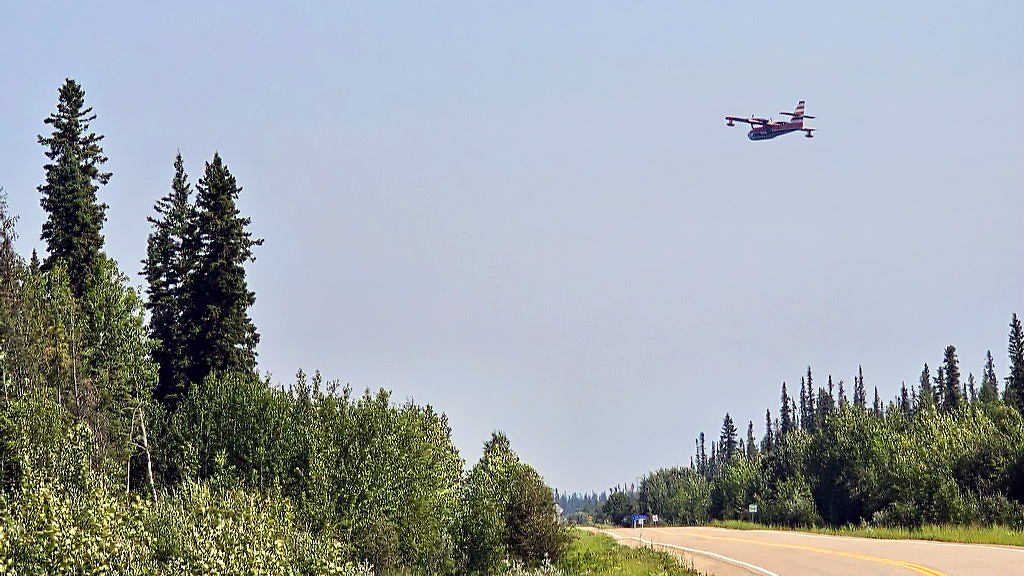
[
  {"xmin": 557, "ymin": 531, "xmax": 697, "ymax": 576},
  {"xmin": 0, "ymin": 78, "xmax": 567, "ymax": 574},
  {"xmin": 573, "ymin": 317, "xmax": 1024, "ymax": 546},
  {"xmin": 712, "ymin": 519, "xmax": 1024, "ymax": 547}
]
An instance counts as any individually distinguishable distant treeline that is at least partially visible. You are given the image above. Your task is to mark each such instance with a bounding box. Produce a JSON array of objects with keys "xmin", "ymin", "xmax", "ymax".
[
  {"xmin": 0, "ymin": 78, "xmax": 566, "ymax": 574},
  {"xmin": 597, "ymin": 319, "xmax": 1024, "ymax": 529},
  {"xmin": 555, "ymin": 490, "xmax": 609, "ymax": 522}
]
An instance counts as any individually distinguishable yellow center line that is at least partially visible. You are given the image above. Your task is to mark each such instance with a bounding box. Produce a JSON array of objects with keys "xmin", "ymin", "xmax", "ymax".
[{"xmin": 648, "ymin": 527, "xmax": 946, "ymax": 576}]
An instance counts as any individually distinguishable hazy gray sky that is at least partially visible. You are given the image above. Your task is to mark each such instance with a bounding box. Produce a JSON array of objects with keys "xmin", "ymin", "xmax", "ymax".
[{"xmin": 2, "ymin": 1, "xmax": 1022, "ymax": 493}]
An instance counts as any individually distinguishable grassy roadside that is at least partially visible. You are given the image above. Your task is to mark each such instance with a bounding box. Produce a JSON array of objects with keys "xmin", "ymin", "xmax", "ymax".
[
  {"xmin": 710, "ymin": 519, "xmax": 1024, "ymax": 547},
  {"xmin": 559, "ymin": 529, "xmax": 699, "ymax": 575}
]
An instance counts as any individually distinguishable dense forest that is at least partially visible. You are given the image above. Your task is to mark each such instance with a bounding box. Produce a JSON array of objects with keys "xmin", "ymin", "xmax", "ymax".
[
  {"xmin": 0, "ymin": 79, "xmax": 566, "ymax": 575},
  {"xmin": 598, "ymin": 325, "xmax": 1024, "ymax": 530}
]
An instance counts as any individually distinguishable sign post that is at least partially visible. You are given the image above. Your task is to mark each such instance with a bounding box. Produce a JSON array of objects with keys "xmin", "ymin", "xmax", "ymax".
[{"xmin": 748, "ymin": 503, "xmax": 758, "ymax": 524}]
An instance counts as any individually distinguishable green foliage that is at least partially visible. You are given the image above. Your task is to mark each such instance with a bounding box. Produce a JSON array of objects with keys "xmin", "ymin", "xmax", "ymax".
[
  {"xmin": 506, "ymin": 465, "xmax": 568, "ymax": 568},
  {"xmin": 599, "ymin": 492, "xmax": 636, "ymax": 526},
  {"xmin": 166, "ymin": 372, "xmax": 294, "ymax": 486},
  {"xmin": 718, "ymin": 413, "xmax": 737, "ymax": 462},
  {"xmin": 37, "ymin": 78, "xmax": 110, "ymax": 301},
  {"xmin": 557, "ymin": 531, "xmax": 697, "ymax": 576},
  {"xmin": 183, "ymin": 153, "xmax": 263, "ymax": 388},
  {"xmin": 79, "ymin": 255, "xmax": 157, "ymax": 469},
  {"xmin": 646, "ymin": 322, "xmax": 1024, "ymax": 534},
  {"xmin": 1007, "ymin": 314, "xmax": 1024, "ymax": 412},
  {"xmin": 638, "ymin": 468, "xmax": 709, "ymax": 525},
  {"xmin": 143, "ymin": 153, "xmax": 197, "ymax": 409},
  {"xmin": 714, "ymin": 518, "xmax": 1024, "ymax": 547},
  {"xmin": 464, "ymin": 432, "xmax": 525, "ymax": 574},
  {"xmin": 2, "ymin": 79, "xmax": 570, "ymax": 575},
  {"xmin": 941, "ymin": 345, "xmax": 963, "ymax": 411},
  {"xmin": 758, "ymin": 475, "xmax": 820, "ymax": 527},
  {"xmin": 0, "ymin": 387, "xmax": 377, "ymax": 575},
  {"xmin": 710, "ymin": 456, "xmax": 756, "ymax": 520},
  {"xmin": 462, "ymin": 432, "xmax": 567, "ymax": 574},
  {"xmin": 142, "ymin": 152, "xmax": 263, "ymax": 409},
  {"xmin": 807, "ymin": 407, "xmax": 886, "ymax": 524},
  {"xmin": 319, "ymin": 388, "xmax": 465, "ymax": 574}
]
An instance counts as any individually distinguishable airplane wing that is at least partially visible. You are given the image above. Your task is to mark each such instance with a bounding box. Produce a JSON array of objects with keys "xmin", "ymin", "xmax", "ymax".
[{"xmin": 725, "ymin": 116, "xmax": 769, "ymax": 126}]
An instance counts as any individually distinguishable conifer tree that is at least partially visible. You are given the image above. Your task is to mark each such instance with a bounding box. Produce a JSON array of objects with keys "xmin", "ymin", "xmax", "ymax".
[
  {"xmin": 762, "ymin": 409, "xmax": 774, "ymax": 453},
  {"xmin": 746, "ymin": 420, "xmax": 757, "ymax": 459},
  {"xmin": 980, "ymin": 350, "xmax": 1000, "ymax": 405},
  {"xmin": 182, "ymin": 153, "xmax": 264, "ymax": 386},
  {"xmin": 933, "ymin": 366, "xmax": 946, "ymax": 411},
  {"xmin": 143, "ymin": 153, "xmax": 198, "ymax": 408},
  {"xmin": 798, "ymin": 378, "xmax": 807, "ymax": 429},
  {"xmin": 815, "ymin": 387, "xmax": 832, "ymax": 428},
  {"xmin": 696, "ymin": 433, "xmax": 707, "ymax": 477},
  {"xmin": 942, "ymin": 345, "xmax": 962, "ymax": 411},
  {"xmin": 804, "ymin": 367, "xmax": 815, "ymax": 431},
  {"xmin": 899, "ymin": 382, "xmax": 911, "ymax": 415},
  {"xmin": 780, "ymin": 382, "xmax": 793, "ymax": 436},
  {"xmin": 838, "ymin": 380, "xmax": 848, "ymax": 409},
  {"xmin": 720, "ymin": 413, "xmax": 738, "ymax": 461},
  {"xmin": 918, "ymin": 364, "xmax": 934, "ymax": 411},
  {"xmin": 854, "ymin": 365, "xmax": 867, "ymax": 410},
  {"xmin": 872, "ymin": 386, "xmax": 881, "ymax": 416},
  {"xmin": 37, "ymin": 79, "xmax": 111, "ymax": 299},
  {"xmin": 1006, "ymin": 314, "xmax": 1024, "ymax": 413}
]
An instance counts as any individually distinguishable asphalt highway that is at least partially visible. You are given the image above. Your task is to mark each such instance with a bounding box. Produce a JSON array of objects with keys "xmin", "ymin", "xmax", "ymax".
[{"xmin": 600, "ymin": 526, "xmax": 1024, "ymax": 576}]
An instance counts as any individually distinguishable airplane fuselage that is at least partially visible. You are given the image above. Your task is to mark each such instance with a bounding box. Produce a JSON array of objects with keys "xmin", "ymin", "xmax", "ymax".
[
  {"xmin": 747, "ymin": 121, "xmax": 804, "ymax": 140},
  {"xmin": 725, "ymin": 101, "xmax": 815, "ymax": 140}
]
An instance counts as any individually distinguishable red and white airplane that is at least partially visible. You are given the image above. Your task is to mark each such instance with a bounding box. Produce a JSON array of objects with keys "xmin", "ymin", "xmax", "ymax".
[{"xmin": 726, "ymin": 101, "xmax": 816, "ymax": 140}]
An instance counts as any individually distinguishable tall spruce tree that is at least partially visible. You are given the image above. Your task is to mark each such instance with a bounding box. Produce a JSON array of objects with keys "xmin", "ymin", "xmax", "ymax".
[
  {"xmin": 853, "ymin": 365, "xmax": 867, "ymax": 410},
  {"xmin": 816, "ymin": 386, "xmax": 832, "ymax": 429},
  {"xmin": 980, "ymin": 350, "xmax": 999, "ymax": 405},
  {"xmin": 933, "ymin": 367, "xmax": 946, "ymax": 411},
  {"xmin": 804, "ymin": 367, "xmax": 815, "ymax": 431},
  {"xmin": 798, "ymin": 378, "xmax": 807, "ymax": 429},
  {"xmin": 918, "ymin": 363, "xmax": 934, "ymax": 411},
  {"xmin": 182, "ymin": 153, "xmax": 263, "ymax": 387},
  {"xmin": 780, "ymin": 382, "xmax": 793, "ymax": 436},
  {"xmin": 696, "ymin": 433, "xmax": 707, "ymax": 477},
  {"xmin": 899, "ymin": 382, "xmax": 911, "ymax": 415},
  {"xmin": 38, "ymin": 79, "xmax": 111, "ymax": 299},
  {"xmin": 745, "ymin": 420, "xmax": 757, "ymax": 459},
  {"xmin": 719, "ymin": 413, "xmax": 738, "ymax": 462},
  {"xmin": 143, "ymin": 153, "xmax": 198, "ymax": 408},
  {"xmin": 942, "ymin": 345, "xmax": 962, "ymax": 411},
  {"xmin": 1006, "ymin": 314, "xmax": 1024, "ymax": 413}
]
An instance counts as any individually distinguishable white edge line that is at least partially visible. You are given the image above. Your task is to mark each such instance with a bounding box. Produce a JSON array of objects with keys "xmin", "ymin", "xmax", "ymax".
[{"xmin": 599, "ymin": 530, "xmax": 780, "ymax": 576}]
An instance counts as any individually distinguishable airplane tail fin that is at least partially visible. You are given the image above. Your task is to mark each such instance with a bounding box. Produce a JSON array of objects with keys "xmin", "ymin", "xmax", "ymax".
[
  {"xmin": 786, "ymin": 100, "xmax": 815, "ymax": 123},
  {"xmin": 790, "ymin": 101, "xmax": 806, "ymax": 122},
  {"xmin": 780, "ymin": 101, "xmax": 815, "ymax": 124}
]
